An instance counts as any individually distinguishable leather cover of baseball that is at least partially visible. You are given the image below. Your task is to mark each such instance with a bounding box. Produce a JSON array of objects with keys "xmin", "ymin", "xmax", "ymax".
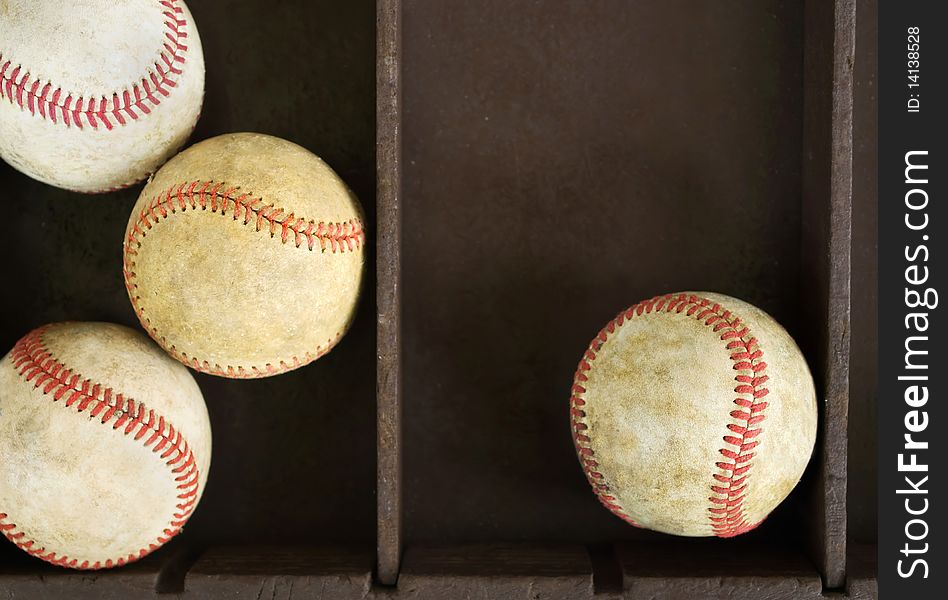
[
  {"xmin": 0, "ymin": 322, "xmax": 211, "ymax": 568},
  {"xmin": 0, "ymin": 0, "xmax": 204, "ymax": 192},
  {"xmin": 124, "ymin": 132, "xmax": 365, "ymax": 378},
  {"xmin": 571, "ymin": 292, "xmax": 817, "ymax": 537}
]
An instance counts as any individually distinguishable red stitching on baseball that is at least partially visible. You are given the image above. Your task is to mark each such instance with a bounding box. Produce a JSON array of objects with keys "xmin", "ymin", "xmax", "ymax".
[
  {"xmin": 0, "ymin": 325, "xmax": 201, "ymax": 569},
  {"xmin": 0, "ymin": 0, "xmax": 188, "ymax": 131},
  {"xmin": 571, "ymin": 293, "xmax": 770, "ymax": 537},
  {"xmin": 122, "ymin": 180, "xmax": 364, "ymax": 378}
]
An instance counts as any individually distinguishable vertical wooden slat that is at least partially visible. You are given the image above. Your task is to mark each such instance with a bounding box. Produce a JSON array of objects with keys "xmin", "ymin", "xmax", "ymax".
[
  {"xmin": 801, "ymin": 0, "xmax": 856, "ymax": 590},
  {"xmin": 377, "ymin": 0, "xmax": 403, "ymax": 586}
]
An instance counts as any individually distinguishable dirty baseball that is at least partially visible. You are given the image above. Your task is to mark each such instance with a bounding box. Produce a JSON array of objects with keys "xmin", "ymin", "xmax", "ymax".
[
  {"xmin": 0, "ymin": 0, "xmax": 205, "ymax": 192},
  {"xmin": 123, "ymin": 132, "xmax": 366, "ymax": 378},
  {"xmin": 571, "ymin": 292, "xmax": 817, "ymax": 537},
  {"xmin": 0, "ymin": 322, "xmax": 212, "ymax": 568}
]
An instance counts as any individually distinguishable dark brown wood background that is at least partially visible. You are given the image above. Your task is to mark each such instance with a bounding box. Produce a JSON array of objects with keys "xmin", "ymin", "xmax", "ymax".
[
  {"xmin": 0, "ymin": 0, "xmax": 877, "ymax": 596},
  {"xmin": 850, "ymin": 0, "xmax": 878, "ymax": 547}
]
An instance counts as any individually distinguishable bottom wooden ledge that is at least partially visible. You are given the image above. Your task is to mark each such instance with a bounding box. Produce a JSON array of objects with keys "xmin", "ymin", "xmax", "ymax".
[
  {"xmin": 618, "ymin": 541, "xmax": 878, "ymax": 599},
  {"xmin": 398, "ymin": 544, "xmax": 594, "ymax": 599},
  {"xmin": 0, "ymin": 543, "xmax": 374, "ymax": 600},
  {"xmin": 619, "ymin": 541, "xmax": 822, "ymax": 599},
  {"xmin": 0, "ymin": 542, "xmax": 877, "ymax": 598},
  {"xmin": 184, "ymin": 546, "xmax": 374, "ymax": 599},
  {"xmin": 0, "ymin": 542, "xmax": 191, "ymax": 600},
  {"xmin": 395, "ymin": 542, "xmax": 877, "ymax": 600}
]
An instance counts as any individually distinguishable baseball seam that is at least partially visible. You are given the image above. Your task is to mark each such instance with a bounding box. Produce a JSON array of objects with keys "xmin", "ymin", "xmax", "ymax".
[
  {"xmin": 570, "ymin": 293, "xmax": 770, "ymax": 537},
  {"xmin": 0, "ymin": 325, "xmax": 201, "ymax": 569},
  {"xmin": 123, "ymin": 180, "xmax": 364, "ymax": 378},
  {"xmin": 0, "ymin": 0, "xmax": 188, "ymax": 131}
]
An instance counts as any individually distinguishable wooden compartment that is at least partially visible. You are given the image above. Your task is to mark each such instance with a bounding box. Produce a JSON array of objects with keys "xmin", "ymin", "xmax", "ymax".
[
  {"xmin": 377, "ymin": 0, "xmax": 870, "ymax": 597},
  {"xmin": 0, "ymin": 0, "xmax": 878, "ymax": 597},
  {"xmin": 0, "ymin": 0, "xmax": 377, "ymax": 597}
]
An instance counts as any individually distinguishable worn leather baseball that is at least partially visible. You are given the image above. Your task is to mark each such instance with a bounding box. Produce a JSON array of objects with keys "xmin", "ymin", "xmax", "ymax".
[
  {"xmin": 571, "ymin": 292, "xmax": 817, "ymax": 537},
  {"xmin": 0, "ymin": 0, "xmax": 204, "ymax": 192},
  {"xmin": 0, "ymin": 322, "xmax": 211, "ymax": 568},
  {"xmin": 123, "ymin": 132, "xmax": 365, "ymax": 378}
]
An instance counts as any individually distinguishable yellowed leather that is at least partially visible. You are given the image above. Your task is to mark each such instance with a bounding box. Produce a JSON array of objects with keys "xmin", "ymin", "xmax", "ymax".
[
  {"xmin": 0, "ymin": 322, "xmax": 211, "ymax": 568},
  {"xmin": 572, "ymin": 292, "xmax": 817, "ymax": 537},
  {"xmin": 124, "ymin": 132, "xmax": 365, "ymax": 378}
]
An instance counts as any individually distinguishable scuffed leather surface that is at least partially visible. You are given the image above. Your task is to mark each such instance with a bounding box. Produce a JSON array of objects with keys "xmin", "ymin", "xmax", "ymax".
[
  {"xmin": 0, "ymin": 0, "xmax": 205, "ymax": 192},
  {"xmin": 578, "ymin": 292, "xmax": 817, "ymax": 536},
  {"xmin": 125, "ymin": 132, "xmax": 365, "ymax": 377},
  {"xmin": 0, "ymin": 322, "xmax": 211, "ymax": 564}
]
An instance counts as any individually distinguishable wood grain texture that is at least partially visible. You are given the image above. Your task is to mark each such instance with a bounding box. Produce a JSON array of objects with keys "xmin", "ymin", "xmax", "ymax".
[
  {"xmin": 184, "ymin": 546, "xmax": 373, "ymax": 599},
  {"xmin": 800, "ymin": 0, "xmax": 856, "ymax": 589},
  {"xmin": 0, "ymin": 542, "xmax": 876, "ymax": 598},
  {"xmin": 0, "ymin": 543, "xmax": 192, "ymax": 599},
  {"xmin": 377, "ymin": 0, "xmax": 403, "ymax": 586},
  {"xmin": 620, "ymin": 542, "xmax": 878, "ymax": 599},
  {"xmin": 620, "ymin": 541, "xmax": 822, "ymax": 600},
  {"xmin": 398, "ymin": 545, "xmax": 593, "ymax": 599}
]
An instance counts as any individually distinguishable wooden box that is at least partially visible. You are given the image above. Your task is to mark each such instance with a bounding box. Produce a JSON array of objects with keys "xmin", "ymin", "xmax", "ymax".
[{"xmin": 0, "ymin": 0, "xmax": 876, "ymax": 597}]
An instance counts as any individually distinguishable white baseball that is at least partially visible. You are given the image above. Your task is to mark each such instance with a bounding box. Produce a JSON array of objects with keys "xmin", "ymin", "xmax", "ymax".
[
  {"xmin": 0, "ymin": 0, "xmax": 205, "ymax": 192},
  {"xmin": 0, "ymin": 322, "xmax": 211, "ymax": 569},
  {"xmin": 571, "ymin": 292, "xmax": 817, "ymax": 537}
]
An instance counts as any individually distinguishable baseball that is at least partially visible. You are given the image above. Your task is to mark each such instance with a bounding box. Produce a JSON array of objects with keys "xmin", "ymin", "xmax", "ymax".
[
  {"xmin": 0, "ymin": 0, "xmax": 204, "ymax": 192},
  {"xmin": 0, "ymin": 322, "xmax": 211, "ymax": 568},
  {"xmin": 123, "ymin": 133, "xmax": 365, "ymax": 378},
  {"xmin": 570, "ymin": 292, "xmax": 817, "ymax": 537}
]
